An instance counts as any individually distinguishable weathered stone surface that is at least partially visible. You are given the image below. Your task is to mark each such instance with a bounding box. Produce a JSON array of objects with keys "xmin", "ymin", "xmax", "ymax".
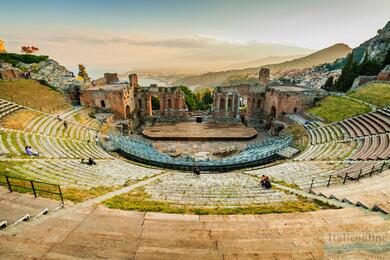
[{"xmin": 0, "ymin": 62, "xmax": 23, "ymax": 80}]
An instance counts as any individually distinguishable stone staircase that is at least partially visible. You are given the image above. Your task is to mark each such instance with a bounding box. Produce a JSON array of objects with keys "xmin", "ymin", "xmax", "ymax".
[
  {"xmin": 0, "ymin": 205, "xmax": 388, "ymax": 259},
  {"xmin": 245, "ymin": 161, "xmax": 344, "ymax": 191},
  {"xmin": 145, "ymin": 172, "xmax": 297, "ymax": 207},
  {"xmin": 312, "ymin": 169, "xmax": 390, "ymax": 214},
  {"xmin": 0, "ymin": 187, "xmax": 62, "ymax": 229},
  {"xmin": 5, "ymin": 159, "xmax": 161, "ymax": 189},
  {"xmin": 0, "ymin": 99, "xmax": 22, "ymax": 119}
]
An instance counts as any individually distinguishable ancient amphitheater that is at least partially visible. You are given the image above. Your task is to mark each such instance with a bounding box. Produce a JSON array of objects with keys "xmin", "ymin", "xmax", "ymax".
[{"xmin": 0, "ymin": 91, "xmax": 389, "ymax": 259}]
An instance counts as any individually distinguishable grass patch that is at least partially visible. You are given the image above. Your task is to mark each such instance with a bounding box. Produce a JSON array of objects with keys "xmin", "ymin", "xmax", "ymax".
[
  {"xmin": 0, "ymin": 109, "xmax": 41, "ymax": 130},
  {"xmin": 61, "ymin": 186, "xmax": 118, "ymax": 203},
  {"xmin": 307, "ymin": 96, "xmax": 371, "ymax": 123},
  {"xmin": 72, "ymin": 107, "xmax": 99, "ymax": 127},
  {"xmin": 272, "ymin": 180, "xmax": 302, "ymax": 190},
  {"xmin": 103, "ymin": 187, "xmax": 329, "ymax": 215},
  {"xmin": 0, "ymin": 79, "xmax": 71, "ymax": 114},
  {"xmin": 348, "ymin": 82, "xmax": 390, "ymax": 107},
  {"xmin": 280, "ymin": 124, "xmax": 308, "ymax": 152}
]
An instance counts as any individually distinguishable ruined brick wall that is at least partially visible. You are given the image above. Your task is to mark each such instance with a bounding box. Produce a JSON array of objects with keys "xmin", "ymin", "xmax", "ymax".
[
  {"xmin": 212, "ymin": 91, "xmax": 240, "ymax": 118},
  {"xmin": 259, "ymin": 68, "xmax": 270, "ymax": 87},
  {"xmin": 129, "ymin": 74, "xmax": 138, "ymax": 89},
  {"xmin": 135, "ymin": 86, "xmax": 188, "ymax": 117},
  {"xmin": 80, "ymin": 85, "xmax": 135, "ymax": 119},
  {"xmin": 262, "ymin": 88, "xmax": 325, "ymax": 119},
  {"xmin": 377, "ymin": 72, "xmax": 390, "ymax": 81},
  {"xmin": 104, "ymin": 73, "xmax": 119, "ymax": 84}
]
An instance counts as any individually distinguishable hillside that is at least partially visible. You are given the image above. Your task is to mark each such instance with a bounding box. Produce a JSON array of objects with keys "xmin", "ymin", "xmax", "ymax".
[
  {"xmin": 348, "ymin": 82, "xmax": 390, "ymax": 107},
  {"xmin": 0, "ymin": 79, "xmax": 71, "ymax": 113},
  {"xmin": 307, "ymin": 96, "xmax": 371, "ymax": 123},
  {"xmin": 352, "ymin": 21, "xmax": 390, "ymax": 63},
  {"xmin": 174, "ymin": 43, "xmax": 351, "ymax": 87},
  {"xmin": 223, "ymin": 54, "xmax": 305, "ymax": 70}
]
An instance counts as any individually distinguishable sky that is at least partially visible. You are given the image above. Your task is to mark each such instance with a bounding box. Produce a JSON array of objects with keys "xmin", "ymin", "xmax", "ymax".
[{"xmin": 1, "ymin": 0, "xmax": 389, "ymax": 78}]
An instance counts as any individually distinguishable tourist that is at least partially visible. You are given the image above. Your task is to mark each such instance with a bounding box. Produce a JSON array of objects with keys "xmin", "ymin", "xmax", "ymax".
[
  {"xmin": 63, "ymin": 120, "xmax": 68, "ymax": 130},
  {"xmin": 261, "ymin": 175, "xmax": 266, "ymax": 188},
  {"xmin": 87, "ymin": 157, "xmax": 96, "ymax": 166},
  {"xmin": 81, "ymin": 158, "xmax": 85, "ymax": 164},
  {"xmin": 95, "ymin": 135, "xmax": 99, "ymax": 144},
  {"xmin": 193, "ymin": 167, "xmax": 200, "ymax": 176},
  {"xmin": 57, "ymin": 115, "xmax": 62, "ymax": 121},
  {"xmin": 261, "ymin": 175, "xmax": 271, "ymax": 189},
  {"xmin": 263, "ymin": 175, "xmax": 272, "ymax": 189},
  {"xmin": 25, "ymin": 146, "xmax": 39, "ymax": 156}
]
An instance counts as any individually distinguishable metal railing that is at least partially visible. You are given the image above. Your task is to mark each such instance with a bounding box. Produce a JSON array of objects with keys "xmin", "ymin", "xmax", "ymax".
[
  {"xmin": 0, "ymin": 173, "xmax": 64, "ymax": 206},
  {"xmin": 309, "ymin": 161, "xmax": 390, "ymax": 193}
]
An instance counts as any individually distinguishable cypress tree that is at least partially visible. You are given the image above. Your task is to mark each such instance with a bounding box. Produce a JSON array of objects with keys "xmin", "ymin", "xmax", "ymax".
[{"xmin": 383, "ymin": 47, "xmax": 390, "ymax": 68}]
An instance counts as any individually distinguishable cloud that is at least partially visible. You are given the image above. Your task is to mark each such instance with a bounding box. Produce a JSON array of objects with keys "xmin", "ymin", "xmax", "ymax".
[{"xmin": 44, "ymin": 34, "xmax": 227, "ymax": 49}]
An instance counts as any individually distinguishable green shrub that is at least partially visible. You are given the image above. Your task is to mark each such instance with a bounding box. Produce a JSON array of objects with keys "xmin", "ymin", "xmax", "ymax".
[{"xmin": 0, "ymin": 53, "xmax": 48, "ymax": 66}]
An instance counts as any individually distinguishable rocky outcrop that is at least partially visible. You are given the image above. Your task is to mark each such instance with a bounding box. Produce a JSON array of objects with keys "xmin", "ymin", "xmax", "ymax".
[
  {"xmin": 0, "ymin": 40, "xmax": 6, "ymax": 53},
  {"xmin": 16, "ymin": 59, "xmax": 92, "ymax": 102},
  {"xmin": 353, "ymin": 21, "xmax": 390, "ymax": 62},
  {"xmin": 0, "ymin": 62, "xmax": 23, "ymax": 80}
]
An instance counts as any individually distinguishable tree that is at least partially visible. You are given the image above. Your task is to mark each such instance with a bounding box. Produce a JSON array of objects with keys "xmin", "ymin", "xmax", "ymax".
[
  {"xmin": 383, "ymin": 47, "xmax": 390, "ymax": 68},
  {"xmin": 180, "ymin": 86, "xmax": 198, "ymax": 111},
  {"xmin": 358, "ymin": 52, "xmax": 381, "ymax": 76},
  {"xmin": 202, "ymin": 90, "xmax": 213, "ymax": 105},
  {"xmin": 21, "ymin": 46, "xmax": 39, "ymax": 54},
  {"xmin": 334, "ymin": 53, "xmax": 359, "ymax": 92},
  {"xmin": 322, "ymin": 76, "xmax": 334, "ymax": 90},
  {"xmin": 78, "ymin": 64, "xmax": 90, "ymax": 81}
]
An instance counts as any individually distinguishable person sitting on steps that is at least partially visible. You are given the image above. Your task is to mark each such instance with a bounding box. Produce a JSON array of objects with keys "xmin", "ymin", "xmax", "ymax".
[
  {"xmin": 25, "ymin": 146, "xmax": 39, "ymax": 156},
  {"xmin": 261, "ymin": 175, "xmax": 272, "ymax": 189},
  {"xmin": 193, "ymin": 167, "xmax": 200, "ymax": 177},
  {"xmin": 87, "ymin": 157, "xmax": 96, "ymax": 166}
]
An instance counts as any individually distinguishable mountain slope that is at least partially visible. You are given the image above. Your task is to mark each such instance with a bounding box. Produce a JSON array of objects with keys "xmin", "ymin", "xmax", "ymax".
[
  {"xmin": 174, "ymin": 43, "xmax": 352, "ymax": 87},
  {"xmin": 223, "ymin": 54, "xmax": 305, "ymax": 70},
  {"xmin": 352, "ymin": 21, "xmax": 390, "ymax": 62}
]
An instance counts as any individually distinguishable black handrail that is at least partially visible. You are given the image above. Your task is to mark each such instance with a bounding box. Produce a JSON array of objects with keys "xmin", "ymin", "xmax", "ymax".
[
  {"xmin": 0, "ymin": 173, "xmax": 64, "ymax": 206},
  {"xmin": 309, "ymin": 161, "xmax": 389, "ymax": 193}
]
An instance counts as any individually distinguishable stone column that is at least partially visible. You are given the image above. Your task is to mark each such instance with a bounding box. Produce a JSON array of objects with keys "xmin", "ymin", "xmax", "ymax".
[
  {"xmin": 217, "ymin": 95, "xmax": 221, "ymax": 111},
  {"xmin": 225, "ymin": 94, "xmax": 228, "ymax": 112},
  {"xmin": 236, "ymin": 94, "xmax": 240, "ymax": 113},
  {"xmin": 232, "ymin": 94, "xmax": 235, "ymax": 113}
]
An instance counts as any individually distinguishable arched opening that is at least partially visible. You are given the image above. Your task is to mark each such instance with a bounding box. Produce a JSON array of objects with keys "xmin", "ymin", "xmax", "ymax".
[
  {"xmin": 125, "ymin": 105, "xmax": 131, "ymax": 118},
  {"xmin": 167, "ymin": 99, "xmax": 172, "ymax": 109},
  {"xmin": 138, "ymin": 99, "xmax": 143, "ymax": 110},
  {"xmin": 257, "ymin": 99, "xmax": 261, "ymax": 109},
  {"xmin": 227, "ymin": 99, "xmax": 232, "ymax": 111},
  {"xmin": 151, "ymin": 96, "xmax": 160, "ymax": 111},
  {"xmin": 100, "ymin": 100, "xmax": 105, "ymax": 108},
  {"xmin": 220, "ymin": 98, "xmax": 225, "ymax": 111},
  {"xmin": 239, "ymin": 96, "xmax": 248, "ymax": 112},
  {"xmin": 270, "ymin": 106, "xmax": 276, "ymax": 119},
  {"xmin": 294, "ymin": 107, "xmax": 298, "ymax": 113}
]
